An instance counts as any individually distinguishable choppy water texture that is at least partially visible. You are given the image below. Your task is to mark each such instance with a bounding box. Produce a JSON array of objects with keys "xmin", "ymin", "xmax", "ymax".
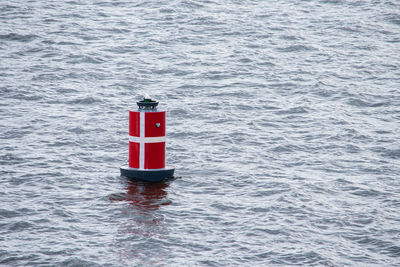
[{"xmin": 1, "ymin": 0, "xmax": 400, "ymax": 266}]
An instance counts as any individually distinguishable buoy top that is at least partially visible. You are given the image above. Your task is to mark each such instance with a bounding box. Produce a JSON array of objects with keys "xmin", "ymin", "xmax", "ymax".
[{"xmin": 137, "ymin": 98, "xmax": 159, "ymax": 110}]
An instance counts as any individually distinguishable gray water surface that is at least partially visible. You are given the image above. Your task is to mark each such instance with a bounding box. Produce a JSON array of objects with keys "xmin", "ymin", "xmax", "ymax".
[{"xmin": 1, "ymin": 0, "xmax": 400, "ymax": 266}]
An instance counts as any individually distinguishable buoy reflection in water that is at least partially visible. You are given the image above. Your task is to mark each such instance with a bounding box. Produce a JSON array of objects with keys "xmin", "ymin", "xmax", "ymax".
[{"xmin": 110, "ymin": 180, "xmax": 172, "ymax": 211}]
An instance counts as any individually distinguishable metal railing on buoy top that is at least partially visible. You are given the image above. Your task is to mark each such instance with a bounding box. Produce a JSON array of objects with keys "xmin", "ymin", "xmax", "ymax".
[{"xmin": 120, "ymin": 98, "xmax": 174, "ymax": 182}]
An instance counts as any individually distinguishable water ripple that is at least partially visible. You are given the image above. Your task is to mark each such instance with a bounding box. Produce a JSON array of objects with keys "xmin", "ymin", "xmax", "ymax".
[{"xmin": 0, "ymin": 0, "xmax": 399, "ymax": 266}]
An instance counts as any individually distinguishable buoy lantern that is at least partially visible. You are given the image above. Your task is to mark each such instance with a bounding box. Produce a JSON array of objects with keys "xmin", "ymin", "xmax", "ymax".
[{"xmin": 120, "ymin": 98, "xmax": 174, "ymax": 182}]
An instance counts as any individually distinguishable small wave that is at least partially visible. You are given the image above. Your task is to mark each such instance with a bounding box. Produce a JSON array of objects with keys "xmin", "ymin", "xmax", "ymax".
[
  {"xmin": 159, "ymin": 8, "xmax": 176, "ymax": 14},
  {"xmin": 347, "ymin": 98, "xmax": 389, "ymax": 108},
  {"xmin": 271, "ymin": 251, "xmax": 332, "ymax": 266},
  {"xmin": 66, "ymin": 55, "xmax": 106, "ymax": 64},
  {"xmin": 0, "ymin": 153, "xmax": 24, "ymax": 165},
  {"xmin": 68, "ymin": 126, "xmax": 85, "ymax": 134},
  {"xmin": 279, "ymin": 34, "xmax": 303, "ymax": 41},
  {"xmin": 354, "ymin": 45, "xmax": 378, "ymax": 51},
  {"xmin": 169, "ymin": 108, "xmax": 188, "ymax": 117},
  {"xmin": 0, "ymin": 33, "xmax": 37, "ymax": 42},
  {"xmin": 48, "ymin": 140, "xmax": 76, "ymax": 147},
  {"xmin": 268, "ymin": 82, "xmax": 297, "ymax": 88},
  {"xmin": 346, "ymin": 235, "xmax": 400, "ymax": 258},
  {"xmin": 250, "ymin": 188, "xmax": 290, "ymax": 197},
  {"xmin": 385, "ymin": 245, "xmax": 400, "ymax": 257},
  {"xmin": 57, "ymin": 41, "xmax": 81, "ymax": 46},
  {"xmin": 277, "ymin": 45, "xmax": 316, "ymax": 52},
  {"xmin": 238, "ymin": 57, "xmax": 252, "ymax": 63},
  {"xmin": 0, "ymin": 4, "xmax": 18, "ymax": 11},
  {"xmin": 66, "ymin": 96, "xmax": 102, "ymax": 105},
  {"xmin": 350, "ymin": 189, "xmax": 381, "ymax": 197},
  {"xmin": 271, "ymin": 144, "xmax": 301, "ymax": 153},
  {"xmin": 336, "ymin": 25, "xmax": 362, "ymax": 33},
  {"xmin": 181, "ymin": 0, "xmax": 206, "ymax": 9},
  {"xmin": 320, "ymin": 0, "xmax": 341, "ymax": 4},
  {"xmin": 8, "ymin": 221, "xmax": 34, "ymax": 231},
  {"xmin": 276, "ymin": 106, "xmax": 309, "ymax": 115},
  {"xmin": 61, "ymin": 257, "xmax": 102, "ymax": 267},
  {"xmin": 0, "ymin": 208, "xmax": 19, "ymax": 219},
  {"xmin": 385, "ymin": 13, "xmax": 400, "ymax": 26},
  {"xmin": 312, "ymin": 82, "xmax": 337, "ymax": 97},
  {"xmin": 381, "ymin": 148, "xmax": 400, "ymax": 159}
]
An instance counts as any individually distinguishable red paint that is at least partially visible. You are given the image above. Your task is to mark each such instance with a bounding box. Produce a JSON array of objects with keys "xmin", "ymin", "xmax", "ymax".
[
  {"xmin": 145, "ymin": 142, "xmax": 165, "ymax": 169},
  {"xmin": 128, "ymin": 110, "xmax": 167, "ymax": 170},
  {"xmin": 145, "ymin": 111, "xmax": 165, "ymax": 137},
  {"xmin": 129, "ymin": 111, "xmax": 140, "ymax": 137},
  {"xmin": 129, "ymin": 142, "xmax": 140, "ymax": 168}
]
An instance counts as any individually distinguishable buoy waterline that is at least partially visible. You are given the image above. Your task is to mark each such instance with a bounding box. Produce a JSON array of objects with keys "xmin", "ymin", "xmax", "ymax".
[{"xmin": 120, "ymin": 98, "xmax": 174, "ymax": 182}]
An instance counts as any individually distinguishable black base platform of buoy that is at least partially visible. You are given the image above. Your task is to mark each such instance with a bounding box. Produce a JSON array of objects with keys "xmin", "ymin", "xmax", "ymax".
[{"xmin": 120, "ymin": 166, "xmax": 174, "ymax": 182}]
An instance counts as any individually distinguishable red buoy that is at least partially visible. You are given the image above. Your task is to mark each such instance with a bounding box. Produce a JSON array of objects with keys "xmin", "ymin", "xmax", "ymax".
[{"xmin": 120, "ymin": 98, "xmax": 174, "ymax": 182}]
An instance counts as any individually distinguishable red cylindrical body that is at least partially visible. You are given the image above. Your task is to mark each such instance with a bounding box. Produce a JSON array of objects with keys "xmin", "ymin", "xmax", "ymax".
[{"xmin": 129, "ymin": 110, "xmax": 166, "ymax": 169}]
